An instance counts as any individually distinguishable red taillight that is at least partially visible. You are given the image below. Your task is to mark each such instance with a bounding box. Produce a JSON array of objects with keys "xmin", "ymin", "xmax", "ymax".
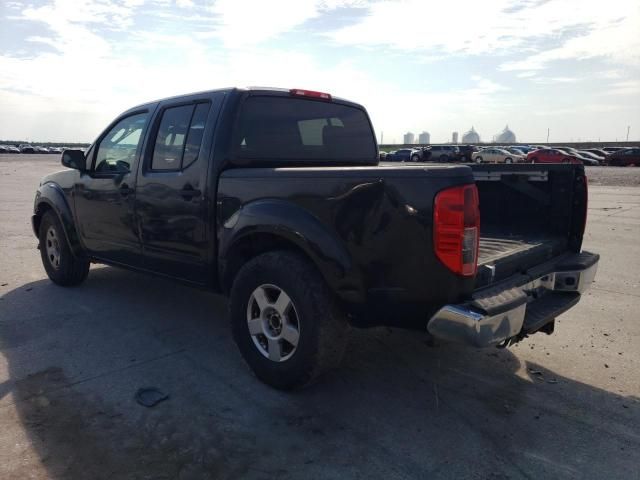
[
  {"xmin": 434, "ymin": 184, "xmax": 480, "ymax": 276},
  {"xmin": 289, "ymin": 88, "xmax": 332, "ymax": 101}
]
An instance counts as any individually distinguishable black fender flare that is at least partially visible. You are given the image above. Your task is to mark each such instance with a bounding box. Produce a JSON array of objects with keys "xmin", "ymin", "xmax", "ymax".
[
  {"xmin": 33, "ymin": 183, "xmax": 85, "ymax": 258},
  {"xmin": 219, "ymin": 199, "xmax": 364, "ymax": 304}
]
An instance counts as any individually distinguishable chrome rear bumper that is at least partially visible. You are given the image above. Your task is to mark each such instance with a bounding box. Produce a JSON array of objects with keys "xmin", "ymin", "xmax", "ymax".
[{"xmin": 427, "ymin": 251, "xmax": 599, "ymax": 347}]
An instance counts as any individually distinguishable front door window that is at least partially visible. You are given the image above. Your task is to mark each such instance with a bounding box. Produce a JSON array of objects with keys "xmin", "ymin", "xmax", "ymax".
[{"xmin": 95, "ymin": 113, "xmax": 149, "ymax": 173}]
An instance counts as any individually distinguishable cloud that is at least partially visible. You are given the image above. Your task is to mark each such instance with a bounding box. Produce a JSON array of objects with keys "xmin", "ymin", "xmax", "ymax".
[
  {"xmin": 325, "ymin": 0, "xmax": 640, "ymax": 71},
  {"xmin": 207, "ymin": 0, "xmax": 368, "ymax": 48},
  {"xmin": 0, "ymin": 0, "xmax": 638, "ymax": 143}
]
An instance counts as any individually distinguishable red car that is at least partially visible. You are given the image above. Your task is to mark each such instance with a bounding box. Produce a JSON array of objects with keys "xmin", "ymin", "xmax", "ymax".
[
  {"xmin": 527, "ymin": 148, "xmax": 582, "ymax": 164},
  {"xmin": 606, "ymin": 147, "xmax": 640, "ymax": 166}
]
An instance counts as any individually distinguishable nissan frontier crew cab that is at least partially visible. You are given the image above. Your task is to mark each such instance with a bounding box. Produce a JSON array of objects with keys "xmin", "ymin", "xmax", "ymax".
[{"xmin": 32, "ymin": 87, "xmax": 599, "ymax": 389}]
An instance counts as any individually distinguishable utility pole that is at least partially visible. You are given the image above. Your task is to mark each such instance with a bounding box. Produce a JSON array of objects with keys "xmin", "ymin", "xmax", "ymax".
[
  {"xmin": 546, "ymin": 128, "xmax": 549, "ymax": 143},
  {"xmin": 627, "ymin": 126, "xmax": 630, "ymax": 142}
]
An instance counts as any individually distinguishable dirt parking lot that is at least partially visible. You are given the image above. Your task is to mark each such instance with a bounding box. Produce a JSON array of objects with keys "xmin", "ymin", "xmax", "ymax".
[{"xmin": 1, "ymin": 155, "xmax": 639, "ymax": 479}]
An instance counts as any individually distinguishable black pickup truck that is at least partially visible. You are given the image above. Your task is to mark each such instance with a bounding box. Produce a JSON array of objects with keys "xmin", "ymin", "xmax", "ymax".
[{"xmin": 32, "ymin": 87, "xmax": 599, "ymax": 389}]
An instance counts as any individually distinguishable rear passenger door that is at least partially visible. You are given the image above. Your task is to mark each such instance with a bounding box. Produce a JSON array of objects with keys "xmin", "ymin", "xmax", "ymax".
[{"xmin": 135, "ymin": 95, "xmax": 221, "ymax": 283}]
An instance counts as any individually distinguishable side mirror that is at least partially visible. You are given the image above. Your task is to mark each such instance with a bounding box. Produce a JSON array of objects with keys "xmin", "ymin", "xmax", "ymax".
[{"xmin": 61, "ymin": 149, "xmax": 85, "ymax": 171}]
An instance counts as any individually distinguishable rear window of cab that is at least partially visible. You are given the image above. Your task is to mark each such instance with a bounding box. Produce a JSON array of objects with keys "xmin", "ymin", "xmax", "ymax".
[{"xmin": 232, "ymin": 96, "xmax": 377, "ymax": 164}]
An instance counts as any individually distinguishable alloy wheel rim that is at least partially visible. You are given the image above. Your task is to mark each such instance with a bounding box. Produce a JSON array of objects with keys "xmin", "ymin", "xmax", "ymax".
[
  {"xmin": 45, "ymin": 226, "xmax": 61, "ymax": 270},
  {"xmin": 246, "ymin": 284, "xmax": 300, "ymax": 362}
]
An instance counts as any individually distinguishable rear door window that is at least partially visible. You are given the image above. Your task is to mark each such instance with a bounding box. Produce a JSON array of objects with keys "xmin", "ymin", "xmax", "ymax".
[
  {"xmin": 233, "ymin": 96, "xmax": 376, "ymax": 163},
  {"xmin": 151, "ymin": 103, "xmax": 211, "ymax": 171}
]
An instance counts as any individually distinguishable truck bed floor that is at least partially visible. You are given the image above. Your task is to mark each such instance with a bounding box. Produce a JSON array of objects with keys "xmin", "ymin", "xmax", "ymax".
[{"xmin": 478, "ymin": 234, "xmax": 567, "ymax": 267}]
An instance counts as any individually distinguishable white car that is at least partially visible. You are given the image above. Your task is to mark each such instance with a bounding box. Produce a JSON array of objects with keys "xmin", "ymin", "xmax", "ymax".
[{"xmin": 472, "ymin": 148, "xmax": 524, "ymax": 164}]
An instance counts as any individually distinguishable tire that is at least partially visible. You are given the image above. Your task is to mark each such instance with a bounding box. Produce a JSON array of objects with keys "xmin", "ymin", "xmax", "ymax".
[
  {"xmin": 39, "ymin": 211, "xmax": 89, "ymax": 286},
  {"xmin": 505, "ymin": 157, "xmax": 513, "ymax": 164},
  {"xmin": 530, "ymin": 157, "xmax": 537, "ymax": 164},
  {"xmin": 411, "ymin": 154, "xmax": 420, "ymax": 162},
  {"xmin": 475, "ymin": 156, "xmax": 483, "ymax": 163},
  {"xmin": 229, "ymin": 251, "xmax": 349, "ymax": 390}
]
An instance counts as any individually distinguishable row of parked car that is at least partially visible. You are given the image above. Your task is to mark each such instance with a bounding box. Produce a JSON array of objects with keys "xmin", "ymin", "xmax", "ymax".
[
  {"xmin": 0, "ymin": 144, "xmax": 70, "ymax": 154},
  {"xmin": 382, "ymin": 145, "xmax": 640, "ymax": 166}
]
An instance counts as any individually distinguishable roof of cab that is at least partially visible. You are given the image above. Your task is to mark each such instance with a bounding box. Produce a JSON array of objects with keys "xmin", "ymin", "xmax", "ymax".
[{"xmin": 123, "ymin": 86, "xmax": 364, "ymax": 116}]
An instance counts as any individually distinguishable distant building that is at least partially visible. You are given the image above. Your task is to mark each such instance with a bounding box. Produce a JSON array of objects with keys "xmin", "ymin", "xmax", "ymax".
[
  {"xmin": 462, "ymin": 126, "xmax": 480, "ymax": 144},
  {"xmin": 495, "ymin": 125, "xmax": 516, "ymax": 143},
  {"xmin": 418, "ymin": 131, "xmax": 430, "ymax": 144},
  {"xmin": 403, "ymin": 132, "xmax": 415, "ymax": 144},
  {"xmin": 452, "ymin": 131, "xmax": 459, "ymax": 144}
]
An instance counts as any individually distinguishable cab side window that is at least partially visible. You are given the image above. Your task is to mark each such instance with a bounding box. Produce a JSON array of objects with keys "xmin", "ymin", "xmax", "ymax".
[
  {"xmin": 95, "ymin": 113, "xmax": 149, "ymax": 173},
  {"xmin": 151, "ymin": 103, "xmax": 211, "ymax": 171}
]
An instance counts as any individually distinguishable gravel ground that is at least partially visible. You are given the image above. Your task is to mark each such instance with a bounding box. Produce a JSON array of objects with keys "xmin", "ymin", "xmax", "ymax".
[
  {"xmin": 1, "ymin": 154, "xmax": 639, "ymax": 479},
  {"xmin": 585, "ymin": 166, "xmax": 640, "ymax": 187}
]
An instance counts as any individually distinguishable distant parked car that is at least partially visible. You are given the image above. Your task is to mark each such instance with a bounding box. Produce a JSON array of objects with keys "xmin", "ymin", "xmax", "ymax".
[
  {"xmin": 7, "ymin": 146, "xmax": 20, "ymax": 154},
  {"xmin": 606, "ymin": 148, "xmax": 640, "ymax": 166},
  {"xmin": 582, "ymin": 148, "xmax": 608, "ymax": 159},
  {"xmin": 408, "ymin": 147, "xmax": 432, "ymax": 162},
  {"xmin": 456, "ymin": 145, "xmax": 478, "ymax": 162},
  {"xmin": 429, "ymin": 145, "xmax": 460, "ymax": 162},
  {"xmin": 0, "ymin": 145, "xmax": 8, "ymax": 153},
  {"xmin": 527, "ymin": 149, "xmax": 581, "ymax": 164},
  {"xmin": 385, "ymin": 148, "xmax": 417, "ymax": 162},
  {"xmin": 514, "ymin": 145, "xmax": 536, "ymax": 153},
  {"xmin": 49, "ymin": 147, "xmax": 63, "ymax": 154},
  {"xmin": 34, "ymin": 146, "xmax": 50, "ymax": 154},
  {"xmin": 602, "ymin": 147, "xmax": 627, "ymax": 153},
  {"xmin": 577, "ymin": 150, "xmax": 604, "ymax": 163},
  {"xmin": 472, "ymin": 148, "xmax": 524, "ymax": 164},
  {"xmin": 19, "ymin": 144, "xmax": 35, "ymax": 153},
  {"xmin": 553, "ymin": 148, "xmax": 599, "ymax": 166},
  {"xmin": 505, "ymin": 146, "xmax": 526, "ymax": 156}
]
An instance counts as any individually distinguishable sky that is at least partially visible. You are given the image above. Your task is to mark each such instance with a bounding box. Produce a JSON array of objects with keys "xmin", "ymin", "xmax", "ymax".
[{"xmin": 0, "ymin": 0, "xmax": 639, "ymax": 144}]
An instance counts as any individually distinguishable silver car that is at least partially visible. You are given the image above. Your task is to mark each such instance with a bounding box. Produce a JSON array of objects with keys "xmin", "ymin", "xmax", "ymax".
[{"xmin": 472, "ymin": 148, "xmax": 524, "ymax": 164}]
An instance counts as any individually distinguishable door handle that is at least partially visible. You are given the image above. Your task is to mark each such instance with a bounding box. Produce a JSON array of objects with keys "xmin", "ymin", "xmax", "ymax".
[
  {"xmin": 119, "ymin": 184, "xmax": 134, "ymax": 196},
  {"xmin": 179, "ymin": 186, "xmax": 202, "ymax": 200}
]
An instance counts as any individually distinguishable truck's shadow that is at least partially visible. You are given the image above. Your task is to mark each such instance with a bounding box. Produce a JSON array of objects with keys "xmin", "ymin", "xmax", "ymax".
[{"xmin": 0, "ymin": 267, "xmax": 638, "ymax": 479}]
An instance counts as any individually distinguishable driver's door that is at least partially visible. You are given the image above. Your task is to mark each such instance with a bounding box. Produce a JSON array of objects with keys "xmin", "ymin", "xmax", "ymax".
[{"xmin": 74, "ymin": 110, "xmax": 152, "ymax": 266}]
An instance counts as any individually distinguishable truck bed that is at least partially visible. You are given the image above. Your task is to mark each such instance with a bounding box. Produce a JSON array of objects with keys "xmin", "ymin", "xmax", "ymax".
[
  {"xmin": 471, "ymin": 164, "xmax": 586, "ymax": 288},
  {"xmin": 478, "ymin": 234, "xmax": 567, "ymax": 266}
]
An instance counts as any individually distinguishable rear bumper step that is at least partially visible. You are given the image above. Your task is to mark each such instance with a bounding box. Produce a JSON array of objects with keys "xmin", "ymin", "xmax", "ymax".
[{"xmin": 427, "ymin": 251, "xmax": 599, "ymax": 347}]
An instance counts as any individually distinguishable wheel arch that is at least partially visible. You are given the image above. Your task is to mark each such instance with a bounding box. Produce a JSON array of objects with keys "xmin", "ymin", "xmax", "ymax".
[
  {"xmin": 33, "ymin": 184, "xmax": 84, "ymax": 258},
  {"xmin": 218, "ymin": 199, "xmax": 364, "ymax": 304}
]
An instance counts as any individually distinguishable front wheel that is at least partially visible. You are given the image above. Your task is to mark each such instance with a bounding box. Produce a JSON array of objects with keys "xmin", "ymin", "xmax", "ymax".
[
  {"xmin": 475, "ymin": 156, "xmax": 483, "ymax": 163},
  {"xmin": 411, "ymin": 154, "xmax": 420, "ymax": 162},
  {"xmin": 530, "ymin": 157, "xmax": 537, "ymax": 163},
  {"xmin": 505, "ymin": 157, "xmax": 513, "ymax": 164},
  {"xmin": 39, "ymin": 211, "xmax": 89, "ymax": 286},
  {"xmin": 230, "ymin": 251, "xmax": 349, "ymax": 390}
]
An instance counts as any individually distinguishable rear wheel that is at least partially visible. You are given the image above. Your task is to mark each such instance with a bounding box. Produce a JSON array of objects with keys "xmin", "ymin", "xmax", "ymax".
[
  {"xmin": 505, "ymin": 157, "xmax": 513, "ymax": 164},
  {"xmin": 230, "ymin": 251, "xmax": 349, "ymax": 390},
  {"xmin": 39, "ymin": 211, "xmax": 89, "ymax": 286},
  {"xmin": 475, "ymin": 156, "xmax": 483, "ymax": 163},
  {"xmin": 411, "ymin": 154, "xmax": 420, "ymax": 162}
]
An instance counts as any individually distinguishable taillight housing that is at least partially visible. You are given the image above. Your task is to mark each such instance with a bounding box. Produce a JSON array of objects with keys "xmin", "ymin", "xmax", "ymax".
[{"xmin": 434, "ymin": 184, "xmax": 480, "ymax": 276}]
